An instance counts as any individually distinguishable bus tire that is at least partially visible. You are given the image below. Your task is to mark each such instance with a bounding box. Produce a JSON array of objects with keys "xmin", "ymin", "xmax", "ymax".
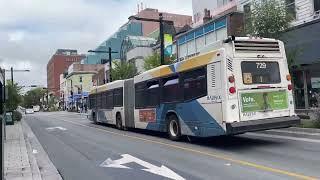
[
  {"xmin": 92, "ymin": 112, "xmax": 97, "ymax": 124},
  {"xmin": 116, "ymin": 113, "xmax": 123, "ymax": 130},
  {"xmin": 167, "ymin": 114, "xmax": 181, "ymax": 141}
]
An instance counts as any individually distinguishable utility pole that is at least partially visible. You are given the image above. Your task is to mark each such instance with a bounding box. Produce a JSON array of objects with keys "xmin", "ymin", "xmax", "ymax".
[
  {"xmin": 128, "ymin": 13, "xmax": 172, "ymax": 66},
  {"xmin": 10, "ymin": 67, "xmax": 13, "ymax": 85},
  {"xmin": 159, "ymin": 13, "xmax": 165, "ymax": 66},
  {"xmin": 5, "ymin": 68, "xmax": 30, "ymax": 85},
  {"xmin": 88, "ymin": 49, "xmax": 118, "ymax": 83},
  {"xmin": 108, "ymin": 47, "xmax": 113, "ymax": 82}
]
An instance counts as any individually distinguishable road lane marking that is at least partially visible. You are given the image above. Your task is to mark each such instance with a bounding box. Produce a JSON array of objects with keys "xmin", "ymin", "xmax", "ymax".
[
  {"xmin": 59, "ymin": 119, "xmax": 317, "ymax": 180},
  {"xmin": 100, "ymin": 154, "xmax": 185, "ymax": 180},
  {"xmin": 247, "ymin": 133, "xmax": 320, "ymax": 143},
  {"xmin": 46, "ymin": 127, "xmax": 67, "ymax": 131}
]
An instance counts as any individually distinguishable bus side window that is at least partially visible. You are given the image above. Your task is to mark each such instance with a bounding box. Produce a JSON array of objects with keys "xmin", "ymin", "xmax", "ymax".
[
  {"xmin": 182, "ymin": 67, "xmax": 207, "ymax": 101},
  {"xmin": 106, "ymin": 90, "xmax": 114, "ymax": 109},
  {"xmin": 102, "ymin": 92, "xmax": 107, "ymax": 109},
  {"xmin": 113, "ymin": 88, "xmax": 123, "ymax": 107},
  {"xmin": 96, "ymin": 93, "xmax": 102, "ymax": 109},
  {"xmin": 161, "ymin": 75, "xmax": 183, "ymax": 103},
  {"xmin": 146, "ymin": 80, "xmax": 160, "ymax": 107}
]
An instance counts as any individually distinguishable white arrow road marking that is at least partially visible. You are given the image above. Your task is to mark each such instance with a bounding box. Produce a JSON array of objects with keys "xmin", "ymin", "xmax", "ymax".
[
  {"xmin": 46, "ymin": 127, "xmax": 67, "ymax": 131},
  {"xmin": 100, "ymin": 154, "xmax": 185, "ymax": 180}
]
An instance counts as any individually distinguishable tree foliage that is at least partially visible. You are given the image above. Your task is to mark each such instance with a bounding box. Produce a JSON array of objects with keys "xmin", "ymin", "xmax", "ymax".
[
  {"xmin": 6, "ymin": 81, "xmax": 22, "ymax": 111},
  {"xmin": 111, "ymin": 61, "xmax": 138, "ymax": 81},
  {"xmin": 23, "ymin": 88, "xmax": 46, "ymax": 108},
  {"xmin": 143, "ymin": 53, "xmax": 175, "ymax": 71},
  {"xmin": 246, "ymin": 0, "xmax": 293, "ymax": 39}
]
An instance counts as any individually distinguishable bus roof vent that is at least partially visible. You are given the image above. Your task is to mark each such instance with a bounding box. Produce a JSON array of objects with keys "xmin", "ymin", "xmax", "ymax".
[{"xmin": 234, "ymin": 40, "xmax": 280, "ymax": 53}]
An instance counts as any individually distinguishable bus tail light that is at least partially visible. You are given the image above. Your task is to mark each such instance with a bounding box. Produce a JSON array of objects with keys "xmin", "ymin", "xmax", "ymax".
[
  {"xmin": 228, "ymin": 76, "xmax": 235, "ymax": 83},
  {"xmin": 229, "ymin": 87, "xmax": 236, "ymax": 94},
  {"xmin": 286, "ymin": 74, "xmax": 292, "ymax": 81},
  {"xmin": 288, "ymin": 84, "xmax": 293, "ymax": 91}
]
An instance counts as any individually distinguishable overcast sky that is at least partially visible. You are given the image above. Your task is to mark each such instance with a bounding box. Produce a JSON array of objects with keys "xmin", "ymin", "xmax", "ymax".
[{"xmin": 0, "ymin": 0, "xmax": 192, "ymax": 89}]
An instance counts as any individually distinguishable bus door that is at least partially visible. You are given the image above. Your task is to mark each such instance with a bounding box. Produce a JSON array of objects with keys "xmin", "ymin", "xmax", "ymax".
[{"xmin": 236, "ymin": 60, "xmax": 292, "ymax": 121}]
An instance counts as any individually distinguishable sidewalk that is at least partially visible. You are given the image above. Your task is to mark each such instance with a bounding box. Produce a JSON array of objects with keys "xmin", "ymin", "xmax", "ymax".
[
  {"xmin": 4, "ymin": 121, "xmax": 39, "ymax": 180},
  {"xmin": 4, "ymin": 119, "xmax": 62, "ymax": 180}
]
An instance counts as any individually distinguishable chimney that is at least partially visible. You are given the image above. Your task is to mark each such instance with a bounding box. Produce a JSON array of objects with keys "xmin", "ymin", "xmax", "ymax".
[
  {"xmin": 141, "ymin": 2, "xmax": 143, "ymax": 10},
  {"xmin": 137, "ymin": 3, "xmax": 140, "ymax": 13},
  {"xmin": 203, "ymin": 8, "xmax": 212, "ymax": 23}
]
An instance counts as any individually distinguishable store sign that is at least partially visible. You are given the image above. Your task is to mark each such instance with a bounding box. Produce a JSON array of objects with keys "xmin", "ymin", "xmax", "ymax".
[
  {"xmin": 241, "ymin": 91, "xmax": 288, "ymax": 112},
  {"xmin": 311, "ymin": 78, "xmax": 320, "ymax": 88},
  {"xmin": 139, "ymin": 109, "xmax": 156, "ymax": 122},
  {"xmin": 164, "ymin": 34, "xmax": 173, "ymax": 56}
]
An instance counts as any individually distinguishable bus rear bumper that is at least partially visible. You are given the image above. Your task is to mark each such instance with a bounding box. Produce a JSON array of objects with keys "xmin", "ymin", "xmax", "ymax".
[{"xmin": 226, "ymin": 116, "xmax": 301, "ymax": 135}]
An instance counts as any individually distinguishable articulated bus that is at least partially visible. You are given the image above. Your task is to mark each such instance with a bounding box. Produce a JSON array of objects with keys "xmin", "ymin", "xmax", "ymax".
[{"xmin": 88, "ymin": 37, "xmax": 300, "ymax": 140}]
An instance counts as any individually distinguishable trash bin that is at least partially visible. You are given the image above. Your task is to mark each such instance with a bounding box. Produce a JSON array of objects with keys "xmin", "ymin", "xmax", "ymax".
[{"xmin": 5, "ymin": 112, "xmax": 14, "ymax": 125}]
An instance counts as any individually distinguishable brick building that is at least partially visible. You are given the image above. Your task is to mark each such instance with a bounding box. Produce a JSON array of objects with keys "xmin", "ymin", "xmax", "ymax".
[
  {"xmin": 133, "ymin": 8, "xmax": 193, "ymax": 36},
  {"xmin": 47, "ymin": 49, "xmax": 85, "ymax": 97}
]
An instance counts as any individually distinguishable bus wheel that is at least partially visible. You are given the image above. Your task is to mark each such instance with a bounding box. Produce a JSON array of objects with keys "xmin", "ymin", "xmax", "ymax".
[
  {"xmin": 92, "ymin": 112, "xmax": 97, "ymax": 124},
  {"xmin": 116, "ymin": 114, "xmax": 123, "ymax": 130},
  {"xmin": 167, "ymin": 115, "xmax": 181, "ymax": 141}
]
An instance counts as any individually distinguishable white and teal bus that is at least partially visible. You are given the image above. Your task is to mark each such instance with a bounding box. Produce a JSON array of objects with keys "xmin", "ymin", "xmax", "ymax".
[{"xmin": 88, "ymin": 37, "xmax": 300, "ymax": 140}]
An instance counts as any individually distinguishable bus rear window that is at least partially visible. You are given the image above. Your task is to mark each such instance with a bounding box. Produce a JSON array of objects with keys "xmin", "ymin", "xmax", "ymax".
[{"xmin": 241, "ymin": 61, "xmax": 281, "ymax": 84}]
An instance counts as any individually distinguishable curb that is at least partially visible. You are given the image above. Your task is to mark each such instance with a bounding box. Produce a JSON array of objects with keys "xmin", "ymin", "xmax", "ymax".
[
  {"xmin": 22, "ymin": 118, "xmax": 63, "ymax": 180},
  {"xmin": 24, "ymin": 133, "xmax": 42, "ymax": 180}
]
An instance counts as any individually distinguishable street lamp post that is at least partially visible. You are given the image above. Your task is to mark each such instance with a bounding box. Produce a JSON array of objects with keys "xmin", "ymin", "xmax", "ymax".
[
  {"xmin": 5, "ymin": 68, "xmax": 30, "ymax": 85},
  {"xmin": 128, "ymin": 13, "xmax": 173, "ymax": 65},
  {"xmin": 88, "ymin": 48, "xmax": 118, "ymax": 82}
]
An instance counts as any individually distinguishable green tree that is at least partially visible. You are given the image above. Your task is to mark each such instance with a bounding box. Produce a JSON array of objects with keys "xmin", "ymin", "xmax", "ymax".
[
  {"xmin": 246, "ymin": 0, "xmax": 293, "ymax": 39},
  {"xmin": 23, "ymin": 88, "xmax": 46, "ymax": 108},
  {"xmin": 48, "ymin": 95, "xmax": 59, "ymax": 111},
  {"xmin": 6, "ymin": 81, "xmax": 22, "ymax": 111},
  {"xmin": 111, "ymin": 61, "xmax": 138, "ymax": 81},
  {"xmin": 143, "ymin": 53, "xmax": 175, "ymax": 71}
]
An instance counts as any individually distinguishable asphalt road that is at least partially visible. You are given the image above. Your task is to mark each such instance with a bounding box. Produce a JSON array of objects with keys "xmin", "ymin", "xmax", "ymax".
[{"xmin": 25, "ymin": 112, "xmax": 320, "ymax": 180}]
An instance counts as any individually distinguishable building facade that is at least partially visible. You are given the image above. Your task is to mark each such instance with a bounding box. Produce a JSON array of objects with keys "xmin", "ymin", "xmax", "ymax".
[
  {"xmin": 134, "ymin": 8, "xmax": 193, "ymax": 36},
  {"xmin": 62, "ymin": 63, "xmax": 104, "ymax": 111},
  {"xmin": 82, "ymin": 21, "xmax": 143, "ymax": 65},
  {"xmin": 120, "ymin": 36, "xmax": 157, "ymax": 73},
  {"xmin": 47, "ymin": 49, "xmax": 85, "ymax": 97},
  {"xmin": 192, "ymin": 0, "xmax": 237, "ymax": 27},
  {"xmin": 176, "ymin": 12, "xmax": 244, "ymax": 61},
  {"xmin": 238, "ymin": 0, "xmax": 320, "ymax": 27}
]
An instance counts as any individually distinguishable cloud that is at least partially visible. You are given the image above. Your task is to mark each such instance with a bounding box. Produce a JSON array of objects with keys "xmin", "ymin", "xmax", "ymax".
[
  {"xmin": 0, "ymin": 0, "xmax": 192, "ymax": 87},
  {"xmin": 8, "ymin": 31, "xmax": 25, "ymax": 42}
]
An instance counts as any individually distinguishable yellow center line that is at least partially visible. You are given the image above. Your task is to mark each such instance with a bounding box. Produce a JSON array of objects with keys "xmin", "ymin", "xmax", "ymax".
[{"xmin": 60, "ymin": 119, "xmax": 317, "ymax": 180}]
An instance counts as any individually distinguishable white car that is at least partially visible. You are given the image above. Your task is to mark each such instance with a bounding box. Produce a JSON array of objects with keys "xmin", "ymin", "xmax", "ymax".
[
  {"xmin": 25, "ymin": 108, "xmax": 34, "ymax": 114},
  {"xmin": 33, "ymin": 105, "xmax": 40, "ymax": 112}
]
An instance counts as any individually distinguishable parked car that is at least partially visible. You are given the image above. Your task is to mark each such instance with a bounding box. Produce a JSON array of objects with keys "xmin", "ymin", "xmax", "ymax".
[
  {"xmin": 33, "ymin": 105, "xmax": 40, "ymax": 112},
  {"xmin": 25, "ymin": 108, "xmax": 34, "ymax": 114}
]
